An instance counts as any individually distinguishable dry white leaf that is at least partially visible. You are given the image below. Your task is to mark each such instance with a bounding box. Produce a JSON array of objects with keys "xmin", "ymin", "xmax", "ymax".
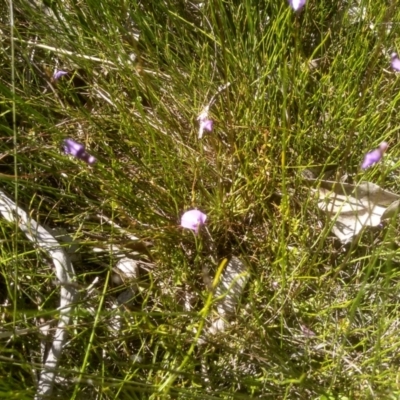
[
  {"xmin": 208, "ymin": 318, "xmax": 226, "ymax": 335},
  {"xmin": 115, "ymin": 257, "xmax": 140, "ymax": 280},
  {"xmin": 215, "ymin": 256, "xmax": 249, "ymax": 317},
  {"xmin": 200, "ymin": 257, "xmax": 249, "ymax": 340},
  {"xmin": 117, "ymin": 287, "xmax": 137, "ymax": 305},
  {"xmin": 113, "ymin": 258, "xmax": 140, "ymax": 306},
  {"xmin": 313, "ymin": 181, "xmax": 400, "ymax": 243}
]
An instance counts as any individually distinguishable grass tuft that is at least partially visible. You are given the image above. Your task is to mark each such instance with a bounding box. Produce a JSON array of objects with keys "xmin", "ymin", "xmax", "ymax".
[{"xmin": 2, "ymin": 0, "xmax": 400, "ymax": 398}]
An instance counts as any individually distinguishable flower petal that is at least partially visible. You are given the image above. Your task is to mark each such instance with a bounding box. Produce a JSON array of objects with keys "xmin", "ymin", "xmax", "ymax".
[
  {"xmin": 181, "ymin": 209, "xmax": 207, "ymax": 233},
  {"xmin": 361, "ymin": 142, "xmax": 388, "ymax": 170},
  {"xmin": 52, "ymin": 70, "xmax": 69, "ymax": 81},
  {"xmin": 197, "ymin": 107, "xmax": 212, "ymax": 139},
  {"xmin": 289, "ymin": 0, "xmax": 306, "ymax": 11},
  {"xmin": 63, "ymin": 139, "xmax": 85, "ymax": 157},
  {"xmin": 391, "ymin": 53, "xmax": 400, "ymax": 71},
  {"xmin": 63, "ymin": 139, "xmax": 96, "ymax": 165},
  {"xmin": 202, "ymin": 120, "xmax": 213, "ymax": 132}
]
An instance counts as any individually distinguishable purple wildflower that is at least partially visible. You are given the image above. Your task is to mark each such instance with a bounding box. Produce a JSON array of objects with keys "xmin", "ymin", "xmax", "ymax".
[
  {"xmin": 52, "ymin": 70, "xmax": 69, "ymax": 81},
  {"xmin": 361, "ymin": 142, "xmax": 388, "ymax": 170},
  {"xmin": 63, "ymin": 138, "xmax": 96, "ymax": 165},
  {"xmin": 289, "ymin": 0, "xmax": 306, "ymax": 11},
  {"xmin": 201, "ymin": 119, "xmax": 213, "ymax": 132},
  {"xmin": 197, "ymin": 107, "xmax": 213, "ymax": 139},
  {"xmin": 198, "ymin": 118, "xmax": 213, "ymax": 139},
  {"xmin": 181, "ymin": 209, "xmax": 207, "ymax": 234},
  {"xmin": 391, "ymin": 53, "xmax": 400, "ymax": 71}
]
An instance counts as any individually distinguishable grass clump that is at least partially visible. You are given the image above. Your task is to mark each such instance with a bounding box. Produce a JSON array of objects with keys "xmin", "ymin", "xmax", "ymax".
[{"xmin": 2, "ymin": 0, "xmax": 400, "ymax": 398}]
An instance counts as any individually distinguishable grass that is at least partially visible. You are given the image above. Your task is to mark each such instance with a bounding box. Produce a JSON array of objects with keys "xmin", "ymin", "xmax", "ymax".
[{"xmin": 2, "ymin": 0, "xmax": 400, "ymax": 398}]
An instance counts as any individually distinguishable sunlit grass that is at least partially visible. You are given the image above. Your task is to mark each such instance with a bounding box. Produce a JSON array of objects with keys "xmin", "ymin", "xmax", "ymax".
[{"xmin": 2, "ymin": 0, "xmax": 400, "ymax": 398}]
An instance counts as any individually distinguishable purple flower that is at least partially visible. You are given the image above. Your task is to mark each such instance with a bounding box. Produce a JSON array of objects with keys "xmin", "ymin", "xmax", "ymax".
[
  {"xmin": 181, "ymin": 209, "xmax": 207, "ymax": 234},
  {"xmin": 197, "ymin": 107, "xmax": 213, "ymax": 139},
  {"xmin": 201, "ymin": 119, "xmax": 213, "ymax": 132},
  {"xmin": 361, "ymin": 142, "xmax": 388, "ymax": 170},
  {"xmin": 63, "ymin": 138, "xmax": 96, "ymax": 165},
  {"xmin": 391, "ymin": 53, "xmax": 400, "ymax": 71},
  {"xmin": 52, "ymin": 70, "xmax": 69, "ymax": 81},
  {"xmin": 289, "ymin": 0, "xmax": 306, "ymax": 11}
]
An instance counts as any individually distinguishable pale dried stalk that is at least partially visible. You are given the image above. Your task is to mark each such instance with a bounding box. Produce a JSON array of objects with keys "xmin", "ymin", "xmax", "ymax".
[
  {"xmin": 0, "ymin": 190, "xmax": 77, "ymax": 399},
  {"xmin": 14, "ymin": 38, "xmax": 171, "ymax": 77}
]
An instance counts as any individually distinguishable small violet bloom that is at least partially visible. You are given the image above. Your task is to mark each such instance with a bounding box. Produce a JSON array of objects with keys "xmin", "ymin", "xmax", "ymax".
[
  {"xmin": 201, "ymin": 119, "xmax": 213, "ymax": 132},
  {"xmin": 197, "ymin": 107, "xmax": 213, "ymax": 139},
  {"xmin": 52, "ymin": 70, "xmax": 69, "ymax": 81},
  {"xmin": 361, "ymin": 142, "xmax": 388, "ymax": 170},
  {"xmin": 289, "ymin": 0, "xmax": 306, "ymax": 11},
  {"xmin": 63, "ymin": 138, "xmax": 96, "ymax": 165},
  {"xmin": 391, "ymin": 53, "xmax": 400, "ymax": 71},
  {"xmin": 181, "ymin": 209, "xmax": 207, "ymax": 234}
]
